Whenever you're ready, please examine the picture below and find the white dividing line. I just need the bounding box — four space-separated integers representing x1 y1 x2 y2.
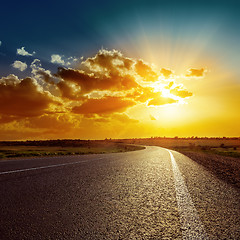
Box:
0 159 98 175
167 149 208 240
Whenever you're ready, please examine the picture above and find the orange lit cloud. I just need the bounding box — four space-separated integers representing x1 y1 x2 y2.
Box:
0 74 60 118
56 49 141 96
135 60 158 81
170 86 193 98
57 81 84 100
112 113 138 123
150 115 156 120
148 96 178 106
160 68 173 78
126 86 160 103
186 68 206 77
0 48 205 140
84 49 134 71
55 49 194 114
72 96 135 115
57 67 138 94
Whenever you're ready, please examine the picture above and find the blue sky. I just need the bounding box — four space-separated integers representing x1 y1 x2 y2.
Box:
1 0 240 77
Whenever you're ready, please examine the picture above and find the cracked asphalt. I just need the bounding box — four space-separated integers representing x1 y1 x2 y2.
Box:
0 146 239 239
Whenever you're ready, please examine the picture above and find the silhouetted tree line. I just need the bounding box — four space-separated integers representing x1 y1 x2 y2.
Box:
0 137 239 147
0 139 93 147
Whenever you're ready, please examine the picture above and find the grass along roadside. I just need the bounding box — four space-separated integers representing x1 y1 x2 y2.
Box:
170 145 240 158
0 143 145 160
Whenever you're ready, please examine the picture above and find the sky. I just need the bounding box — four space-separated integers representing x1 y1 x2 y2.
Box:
0 0 240 140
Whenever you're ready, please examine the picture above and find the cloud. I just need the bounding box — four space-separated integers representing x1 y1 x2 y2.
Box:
134 60 158 81
112 113 138 123
168 81 174 88
57 80 84 100
170 87 193 98
0 75 60 118
160 68 173 78
84 113 138 124
84 49 134 72
66 56 78 66
0 115 22 124
0 48 200 137
25 114 73 131
148 96 178 106
150 114 156 120
50 55 79 66
11 60 27 71
31 59 59 85
56 49 193 109
186 68 206 77
127 86 162 103
72 96 135 115
17 47 35 56
51 54 65 65
57 67 138 95
0 41 1 46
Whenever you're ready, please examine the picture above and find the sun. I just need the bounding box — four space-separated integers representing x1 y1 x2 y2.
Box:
149 81 181 100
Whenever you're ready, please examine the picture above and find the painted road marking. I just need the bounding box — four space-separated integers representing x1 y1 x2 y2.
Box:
167 149 209 240
0 158 103 175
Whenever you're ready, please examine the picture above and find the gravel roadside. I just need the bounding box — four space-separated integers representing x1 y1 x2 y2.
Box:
176 151 240 190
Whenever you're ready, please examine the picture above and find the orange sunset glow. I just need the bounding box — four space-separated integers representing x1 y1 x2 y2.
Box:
1 47 239 140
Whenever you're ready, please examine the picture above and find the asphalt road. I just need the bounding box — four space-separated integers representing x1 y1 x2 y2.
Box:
0 146 239 239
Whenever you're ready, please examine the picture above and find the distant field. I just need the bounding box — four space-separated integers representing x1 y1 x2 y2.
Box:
1 138 239 159
0 141 145 160
119 138 240 158
120 137 240 147
171 146 240 158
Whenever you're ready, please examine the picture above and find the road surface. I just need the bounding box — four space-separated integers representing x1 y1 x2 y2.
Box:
0 146 239 239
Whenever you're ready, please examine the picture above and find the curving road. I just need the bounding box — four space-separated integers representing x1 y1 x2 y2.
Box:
0 146 239 239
